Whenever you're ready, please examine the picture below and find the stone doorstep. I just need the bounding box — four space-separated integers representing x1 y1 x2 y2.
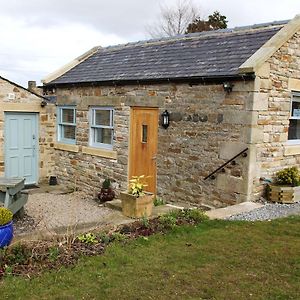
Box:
105 199 263 220
104 199 180 217
206 202 264 220
23 184 74 195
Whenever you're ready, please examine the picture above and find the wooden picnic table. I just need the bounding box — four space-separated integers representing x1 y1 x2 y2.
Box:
0 177 28 215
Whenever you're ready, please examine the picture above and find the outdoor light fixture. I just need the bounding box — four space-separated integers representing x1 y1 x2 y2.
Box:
162 110 170 129
223 82 234 93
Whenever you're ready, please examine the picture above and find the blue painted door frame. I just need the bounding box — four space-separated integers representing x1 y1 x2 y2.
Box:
4 113 39 185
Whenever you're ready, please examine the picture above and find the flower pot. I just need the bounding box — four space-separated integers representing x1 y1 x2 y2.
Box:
0 221 13 248
98 188 115 203
120 192 154 218
269 185 300 203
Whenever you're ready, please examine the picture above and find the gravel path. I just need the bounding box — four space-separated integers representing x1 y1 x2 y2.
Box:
14 191 114 236
228 202 300 221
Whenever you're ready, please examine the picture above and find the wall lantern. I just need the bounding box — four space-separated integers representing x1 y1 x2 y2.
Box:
162 110 170 129
223 82 234 93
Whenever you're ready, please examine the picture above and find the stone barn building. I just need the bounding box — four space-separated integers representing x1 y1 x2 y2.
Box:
42 15 300 208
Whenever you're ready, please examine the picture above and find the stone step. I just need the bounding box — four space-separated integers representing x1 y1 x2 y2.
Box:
104 199 181 216
206 201 264 219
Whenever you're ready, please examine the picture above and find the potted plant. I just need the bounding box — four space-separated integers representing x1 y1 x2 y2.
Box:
98 178 115 203
0 207 13 248
120 175 154 218
269 166 300 203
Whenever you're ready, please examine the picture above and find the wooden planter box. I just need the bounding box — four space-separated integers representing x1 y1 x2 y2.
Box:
269 185 300 203
120 192 154 218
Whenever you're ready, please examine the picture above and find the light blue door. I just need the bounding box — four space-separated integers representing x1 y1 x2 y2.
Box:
5 113 38 185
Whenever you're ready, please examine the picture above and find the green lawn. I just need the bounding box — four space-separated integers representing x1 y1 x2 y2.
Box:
1 217 300 300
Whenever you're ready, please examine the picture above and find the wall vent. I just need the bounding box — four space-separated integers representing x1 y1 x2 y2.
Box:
8 93 15 100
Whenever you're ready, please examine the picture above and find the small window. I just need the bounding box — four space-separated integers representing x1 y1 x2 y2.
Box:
288 93 300 142
90 107 114 149
57 106 76 144
142 125 148 143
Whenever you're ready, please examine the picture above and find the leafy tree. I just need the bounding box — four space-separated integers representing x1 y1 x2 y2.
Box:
186 11 228 33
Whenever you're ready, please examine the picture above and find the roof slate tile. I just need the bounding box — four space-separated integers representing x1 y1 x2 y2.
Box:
49 23 285 85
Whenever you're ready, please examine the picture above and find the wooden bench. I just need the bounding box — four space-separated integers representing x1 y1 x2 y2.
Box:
0 177 28 216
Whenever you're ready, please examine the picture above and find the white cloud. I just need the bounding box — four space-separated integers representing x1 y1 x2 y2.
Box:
0 16 126 86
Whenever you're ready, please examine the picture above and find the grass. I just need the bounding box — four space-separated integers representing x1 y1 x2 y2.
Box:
1 216 300 299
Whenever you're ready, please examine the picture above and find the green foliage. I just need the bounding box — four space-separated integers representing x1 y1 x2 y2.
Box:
159 214 178 230
102 178 111 189
48 247 60 262
153 197 165 206
2 244 31 265
275 166 300 186
77 233 98 244
110 232 127 242
0 207 13 226
129 175 147 197
178 209 209 223
158 209 209 230
140 215 150 228
98 233 111 244
186 11 228 33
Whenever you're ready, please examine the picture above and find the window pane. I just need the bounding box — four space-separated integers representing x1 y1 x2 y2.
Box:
95 110 111 126
94 128 112 144
288 119 300 140
62 109 74 124
291 100 300 117
63 125 76 140
142 125 148 143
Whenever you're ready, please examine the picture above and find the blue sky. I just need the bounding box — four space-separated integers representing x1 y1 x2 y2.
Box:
0 0 299 86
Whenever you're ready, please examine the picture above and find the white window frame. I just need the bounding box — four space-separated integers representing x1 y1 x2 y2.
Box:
287 92 300 145
57 106 76 144
89 107 114 150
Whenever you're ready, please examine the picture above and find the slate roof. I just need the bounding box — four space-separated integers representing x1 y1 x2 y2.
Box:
48 21 287 85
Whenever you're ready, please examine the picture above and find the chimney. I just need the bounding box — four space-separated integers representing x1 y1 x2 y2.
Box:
28 81 37 92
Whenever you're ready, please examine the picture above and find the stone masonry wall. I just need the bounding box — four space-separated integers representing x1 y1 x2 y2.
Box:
54 81 256 207
0 77 56 181
253 32 300 198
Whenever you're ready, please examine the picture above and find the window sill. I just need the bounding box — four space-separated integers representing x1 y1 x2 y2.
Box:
284 144 300 156
82 146 117 159
54 143 79 153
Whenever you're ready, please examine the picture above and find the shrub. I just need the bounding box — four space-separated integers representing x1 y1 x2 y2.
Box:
178 209 209 223
275 167 300 186
159 214 177 230
77 233 98 244
129 175 147 197
0 207 13 226
153 197 165 206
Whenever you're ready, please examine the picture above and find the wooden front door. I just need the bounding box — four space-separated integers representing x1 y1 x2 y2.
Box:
129 107 158 194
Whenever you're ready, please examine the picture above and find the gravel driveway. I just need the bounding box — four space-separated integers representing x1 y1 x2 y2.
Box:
228 202 300 221
14 191 114 236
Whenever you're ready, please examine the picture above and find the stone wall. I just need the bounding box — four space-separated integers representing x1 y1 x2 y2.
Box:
253 31 300 198
0 77 56 181
53 81 256 207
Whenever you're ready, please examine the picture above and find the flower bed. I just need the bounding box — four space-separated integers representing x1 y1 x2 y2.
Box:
0 209 208 278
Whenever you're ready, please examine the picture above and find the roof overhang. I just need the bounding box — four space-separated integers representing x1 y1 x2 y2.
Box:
238 14 300 74
43 74 255 89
